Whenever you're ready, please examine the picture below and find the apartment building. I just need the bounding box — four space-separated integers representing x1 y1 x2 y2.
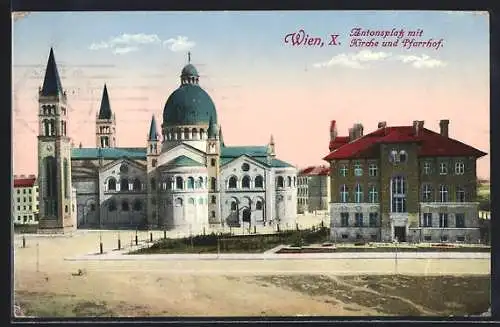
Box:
323 120 487 243
13 175 39 225
297 166 330 214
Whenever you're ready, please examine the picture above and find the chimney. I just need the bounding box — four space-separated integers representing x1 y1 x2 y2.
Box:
330 120 337 142
413 120 425 136
377 121 387 129
348 128 354 141
353 123 364 139
439 119 449 137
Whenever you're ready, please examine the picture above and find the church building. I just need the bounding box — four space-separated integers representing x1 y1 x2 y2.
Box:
36 48 297 233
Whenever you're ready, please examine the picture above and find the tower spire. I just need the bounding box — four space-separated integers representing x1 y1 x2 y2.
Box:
148 114 160 141
188 51 191 64
207 116 218 139
97 84 112 119
40 48 64 97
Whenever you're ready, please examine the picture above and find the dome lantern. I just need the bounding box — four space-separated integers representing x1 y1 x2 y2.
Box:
180 52 199 85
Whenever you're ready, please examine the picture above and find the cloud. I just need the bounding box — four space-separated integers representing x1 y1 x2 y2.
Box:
113 46 139 55
397 54 447 68
89 33 186 55
313 50 446 70
312 50 392 69
163 36 196 52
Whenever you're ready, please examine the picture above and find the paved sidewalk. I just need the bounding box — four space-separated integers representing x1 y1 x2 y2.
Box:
66 251 490 261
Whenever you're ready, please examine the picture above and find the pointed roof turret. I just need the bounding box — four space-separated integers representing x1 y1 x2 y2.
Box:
97 84 113 119
40 48 64 97
207 116 218 139
148 115 160 141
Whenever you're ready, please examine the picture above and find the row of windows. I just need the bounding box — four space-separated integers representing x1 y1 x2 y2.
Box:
227 175 264 189
423 161 466 176
337 212 466 228
298 198 308 206
422 213 466 228
339 212 379 227
164 127 208 141
16 196 39 203
16 205 39 211
297 188 308 197
16 187 39 194
338 162 378 177
40 104 65 116
14 215 39 223
337 160 467 177
41 119 67 137
338 182 469 205
107 176 212 192
276 176 296 188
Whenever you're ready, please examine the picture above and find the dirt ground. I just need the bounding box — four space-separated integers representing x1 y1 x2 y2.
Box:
13 226 491 317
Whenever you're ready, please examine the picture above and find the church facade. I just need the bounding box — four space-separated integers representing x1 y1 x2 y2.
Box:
36 49 297 233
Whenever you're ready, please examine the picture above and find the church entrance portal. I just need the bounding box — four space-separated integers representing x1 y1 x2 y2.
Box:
242 208 251 225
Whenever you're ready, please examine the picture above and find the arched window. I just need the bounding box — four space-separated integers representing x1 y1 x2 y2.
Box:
121 200 129 211
63 158 69 198
287 176 292 187
197 177 204 188
175 198 183 206
230 201 237 211
293 176 296 187
228 176 237 189
256 201 263 210
198 198 204 205
255 175 263 188
192 128 198 140
188 198 195 206
107 178 116 191
340 184 349 203
354 184 363 203
133 199 142 211
184 128 190 139
199 128 205 139
150 177 156 191
211 195 216 204
177 128 182 140
176 176 184 189
242 175 250 188
211 177 216 190
277 176 284 188
133 178 141 191
120 179 129 191
108 199 117 212
187 177 195 189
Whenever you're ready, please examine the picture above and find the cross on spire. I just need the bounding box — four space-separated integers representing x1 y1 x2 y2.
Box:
188 51 191 64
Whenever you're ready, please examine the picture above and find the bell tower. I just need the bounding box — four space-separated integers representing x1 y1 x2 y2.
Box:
146 114 161 228
37 48 76 233
206 116 221 225
95 84 116 148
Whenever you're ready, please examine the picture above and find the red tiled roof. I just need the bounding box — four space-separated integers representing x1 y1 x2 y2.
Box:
324 126 487 161
14 177 37 188
299 166 330 176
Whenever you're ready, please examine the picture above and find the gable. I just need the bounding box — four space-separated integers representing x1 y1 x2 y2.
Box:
157 143 206 168
100 157 146 174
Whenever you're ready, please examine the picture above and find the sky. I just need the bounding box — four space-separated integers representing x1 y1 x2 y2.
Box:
12 11 490 179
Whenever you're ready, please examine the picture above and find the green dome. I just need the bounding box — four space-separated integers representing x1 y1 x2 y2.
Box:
181 64 199 77
162 84 218 126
